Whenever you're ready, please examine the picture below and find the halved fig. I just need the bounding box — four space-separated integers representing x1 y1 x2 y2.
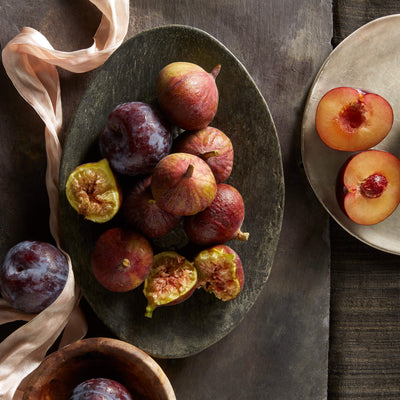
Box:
65 158 121 223
194 245 244 301
143 251 198 318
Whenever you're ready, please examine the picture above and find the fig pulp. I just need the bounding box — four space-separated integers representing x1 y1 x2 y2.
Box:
70 378 133 400
0 241 69 313
173 126 234 183
194 245 244 301
143 251 198 318
122 176 182 238
65 158 121 223
99 101 173 176
91 228 154 292
157 62 221 130
151 152 217 216
184 183 249 245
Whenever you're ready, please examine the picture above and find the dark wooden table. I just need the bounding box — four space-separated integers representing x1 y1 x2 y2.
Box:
329 4 400 398
0 1 399 399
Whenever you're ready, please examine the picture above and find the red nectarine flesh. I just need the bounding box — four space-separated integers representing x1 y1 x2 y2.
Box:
316 87 393 151
338 150 400 225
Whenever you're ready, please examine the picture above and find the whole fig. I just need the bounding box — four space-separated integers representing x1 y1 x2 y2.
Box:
184 183 249 245
157 62 221 130
151 152 217 216
121 176 182 238
173 126 234 183
99 101 173 176
91 227 153 292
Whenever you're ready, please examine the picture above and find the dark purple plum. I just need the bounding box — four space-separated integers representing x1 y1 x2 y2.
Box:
70 378 133 400
121 176 182 238
99 102 173 176
0 241 69 313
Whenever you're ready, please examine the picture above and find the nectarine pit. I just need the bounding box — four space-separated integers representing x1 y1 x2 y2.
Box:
340 101 366 132
361 173 388 198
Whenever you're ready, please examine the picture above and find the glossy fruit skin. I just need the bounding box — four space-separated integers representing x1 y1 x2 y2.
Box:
91 228 154 292
315 87 393 151
157 62 220 130
65 158 122 223
0 241 69 313
69 378 132 400
194 244 244 301
151 152 217 216
143 251 198 318
122 176 182 238
99 102 173 176
172 126 234 183
184 183 249 245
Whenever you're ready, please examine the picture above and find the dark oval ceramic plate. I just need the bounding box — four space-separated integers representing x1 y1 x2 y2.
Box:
59 25 284 358
301 15 400 255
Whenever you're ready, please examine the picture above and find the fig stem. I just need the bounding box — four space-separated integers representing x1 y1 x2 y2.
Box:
145 305 155 318
235 230 250 242
185 164 194 178
202 150 220 160
118 258 130 271
210 64 221 79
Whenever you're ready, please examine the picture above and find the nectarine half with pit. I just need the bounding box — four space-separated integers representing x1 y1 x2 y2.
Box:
337 150 400 225
315 87 393 151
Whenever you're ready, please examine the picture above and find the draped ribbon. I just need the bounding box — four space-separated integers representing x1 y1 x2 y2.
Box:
0 1 129 399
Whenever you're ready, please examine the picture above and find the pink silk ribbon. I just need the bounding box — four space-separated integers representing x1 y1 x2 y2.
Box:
0 1 129 399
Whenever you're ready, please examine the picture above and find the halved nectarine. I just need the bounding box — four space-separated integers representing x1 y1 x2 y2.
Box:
337 150 400 225
316 87 393 151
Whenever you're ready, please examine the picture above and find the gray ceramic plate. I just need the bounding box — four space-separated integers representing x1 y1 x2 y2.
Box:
302 15 400 255
59 25 284 358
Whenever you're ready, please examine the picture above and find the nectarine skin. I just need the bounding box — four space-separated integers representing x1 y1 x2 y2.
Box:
316 87 393 151
337 150 400 225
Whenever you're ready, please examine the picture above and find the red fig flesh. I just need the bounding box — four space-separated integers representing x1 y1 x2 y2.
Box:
157 62 220 130
151 152 217 216
143 251 198 318
194 245 244 301
184 183 249 245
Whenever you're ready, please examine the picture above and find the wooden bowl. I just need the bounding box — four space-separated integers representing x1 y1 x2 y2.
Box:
22 337 176 400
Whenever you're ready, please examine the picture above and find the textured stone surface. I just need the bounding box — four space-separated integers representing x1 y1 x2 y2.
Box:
59 25 285 359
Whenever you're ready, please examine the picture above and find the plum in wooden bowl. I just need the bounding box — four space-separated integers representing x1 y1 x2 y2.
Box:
21 337 176 400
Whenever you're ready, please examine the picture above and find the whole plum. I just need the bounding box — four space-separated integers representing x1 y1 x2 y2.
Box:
70 378 133 400
0 241 69 313
99 102 173 176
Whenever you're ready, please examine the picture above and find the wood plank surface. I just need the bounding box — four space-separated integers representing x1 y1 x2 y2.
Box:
0 1 333 399
329 2 400 399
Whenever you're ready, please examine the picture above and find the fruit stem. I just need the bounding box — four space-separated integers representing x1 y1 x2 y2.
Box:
210 64 221 79
118 258 130 271
185 164 194 178
145 305 155 318
202 150 220 160
235 230 250 242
